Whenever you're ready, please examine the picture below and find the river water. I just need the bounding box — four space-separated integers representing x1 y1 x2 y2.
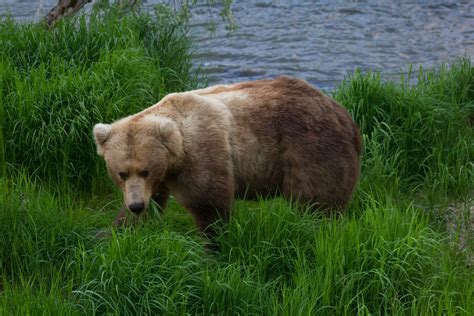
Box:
2 0 473 89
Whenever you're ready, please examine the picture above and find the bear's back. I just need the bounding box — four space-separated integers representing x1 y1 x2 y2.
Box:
194 77 358 151
189 77 361 199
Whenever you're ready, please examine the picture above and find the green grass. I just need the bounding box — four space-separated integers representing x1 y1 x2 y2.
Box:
0 9 473 315
0 176 472 315
0 9 199 191
335 60 473 200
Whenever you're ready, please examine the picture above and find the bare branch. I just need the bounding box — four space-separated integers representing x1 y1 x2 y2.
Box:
44 0 92 27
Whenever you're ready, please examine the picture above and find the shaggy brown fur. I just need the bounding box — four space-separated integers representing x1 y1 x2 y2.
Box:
93 77 362 238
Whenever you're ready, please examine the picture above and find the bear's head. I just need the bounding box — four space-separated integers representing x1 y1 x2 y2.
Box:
93 115 183 214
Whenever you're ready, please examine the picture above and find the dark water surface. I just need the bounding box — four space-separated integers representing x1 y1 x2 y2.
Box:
2 0 473 89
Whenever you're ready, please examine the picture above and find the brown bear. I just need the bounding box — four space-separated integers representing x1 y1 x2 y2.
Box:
93 77 362 238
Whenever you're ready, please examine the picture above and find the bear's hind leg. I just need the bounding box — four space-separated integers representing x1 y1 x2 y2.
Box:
282 155 354 213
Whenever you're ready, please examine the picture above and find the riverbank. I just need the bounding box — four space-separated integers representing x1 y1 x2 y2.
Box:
0 11 473 315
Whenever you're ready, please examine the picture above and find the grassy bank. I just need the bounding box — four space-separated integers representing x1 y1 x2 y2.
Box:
0 11 473 315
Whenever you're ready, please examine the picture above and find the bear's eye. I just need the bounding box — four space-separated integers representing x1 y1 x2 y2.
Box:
139 170 149 178
118 172 128 181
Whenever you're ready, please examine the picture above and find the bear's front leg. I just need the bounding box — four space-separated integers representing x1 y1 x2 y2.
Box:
192 202 230 237
112 204 128 226
152 185 170 213
95 204 129 239
189 200 231 252
184 180 234 245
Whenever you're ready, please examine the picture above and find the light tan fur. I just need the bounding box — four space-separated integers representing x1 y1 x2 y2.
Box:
93 77 362 238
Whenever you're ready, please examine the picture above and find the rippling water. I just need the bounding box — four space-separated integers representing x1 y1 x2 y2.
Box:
2 0 473 89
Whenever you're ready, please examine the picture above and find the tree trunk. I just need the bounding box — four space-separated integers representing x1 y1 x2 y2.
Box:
44 0 92 27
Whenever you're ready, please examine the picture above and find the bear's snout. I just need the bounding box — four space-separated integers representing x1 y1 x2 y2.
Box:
128 202 145 214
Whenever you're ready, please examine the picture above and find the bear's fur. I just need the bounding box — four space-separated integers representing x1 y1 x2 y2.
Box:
93 77 362 237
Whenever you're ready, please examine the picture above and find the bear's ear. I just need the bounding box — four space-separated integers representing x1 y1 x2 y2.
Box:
157 118 176 140
93 123 112 156
155 117 183 157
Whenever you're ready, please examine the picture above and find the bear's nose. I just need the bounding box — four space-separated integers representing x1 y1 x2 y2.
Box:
128 202 145 214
